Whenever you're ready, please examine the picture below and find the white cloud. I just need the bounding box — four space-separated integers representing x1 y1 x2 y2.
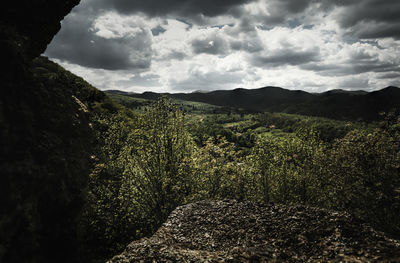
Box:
46 0 400 93
92 12 157 39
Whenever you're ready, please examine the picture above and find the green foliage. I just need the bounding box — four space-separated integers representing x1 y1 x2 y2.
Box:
250 129 324 204
319 128 400 235
191 136 249 201
31 57 118 114
83 92 400 261
80 112 138 259
248 120 400 237
106 93 151 111
126 97 197 224
81 97 198 260
254 112 370 142
106 91 227 114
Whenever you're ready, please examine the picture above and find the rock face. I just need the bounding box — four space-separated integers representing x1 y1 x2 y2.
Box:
0 1 100 263
0 0 80 60
0 0 81 89
109 200 400 262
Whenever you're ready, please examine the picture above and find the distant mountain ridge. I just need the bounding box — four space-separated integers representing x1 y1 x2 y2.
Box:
106 86 400 121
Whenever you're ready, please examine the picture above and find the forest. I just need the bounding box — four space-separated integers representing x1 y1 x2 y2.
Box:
71 77 400 261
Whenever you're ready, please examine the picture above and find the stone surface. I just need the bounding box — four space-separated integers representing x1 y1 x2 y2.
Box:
109 200 400 262
0 0 80 59
0 1 99 262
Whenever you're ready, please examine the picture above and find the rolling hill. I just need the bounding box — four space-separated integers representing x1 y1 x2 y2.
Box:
106 86 400 121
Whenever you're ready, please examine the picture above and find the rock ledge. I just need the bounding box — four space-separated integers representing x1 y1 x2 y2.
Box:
109 200 400 262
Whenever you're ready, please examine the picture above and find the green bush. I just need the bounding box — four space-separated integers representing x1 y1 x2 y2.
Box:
81 98 198 260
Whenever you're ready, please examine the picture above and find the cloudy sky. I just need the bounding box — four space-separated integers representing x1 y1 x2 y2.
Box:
45 0 400 93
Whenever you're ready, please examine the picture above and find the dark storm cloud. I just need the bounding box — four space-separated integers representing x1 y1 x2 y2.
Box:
252 49 321 68
252 0 311 25
109 0 255 17
337 0 400 28
45 7 152 70
377 73 400 79
318 0 361 10
230 0 344 27
275 0 311 14
334 0 400 39
244 0 400 33
350 23 400 39
230 0 400 40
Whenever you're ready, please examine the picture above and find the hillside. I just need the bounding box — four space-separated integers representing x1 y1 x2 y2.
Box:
0 53 119 262
1 34 117 262
109 86 400 121
109 200 400 262
107 86 312 113
106 91 226 114
0 1 99 262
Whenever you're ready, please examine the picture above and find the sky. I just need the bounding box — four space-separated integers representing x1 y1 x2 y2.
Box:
45 0 400 93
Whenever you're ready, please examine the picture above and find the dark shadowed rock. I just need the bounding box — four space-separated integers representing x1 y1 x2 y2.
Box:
0 0 80 86
0 56 97 263
109 200 400 262
0 1 106 262
0 0 80 60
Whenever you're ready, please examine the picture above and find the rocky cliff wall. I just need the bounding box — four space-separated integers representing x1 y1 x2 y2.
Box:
0 1 99 263
0 0 80 60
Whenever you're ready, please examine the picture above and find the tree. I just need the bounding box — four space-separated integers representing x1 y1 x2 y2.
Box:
250 129 324 205
126 97 197 225
321 127 400 235
193 136 249 201
81 98 198 260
